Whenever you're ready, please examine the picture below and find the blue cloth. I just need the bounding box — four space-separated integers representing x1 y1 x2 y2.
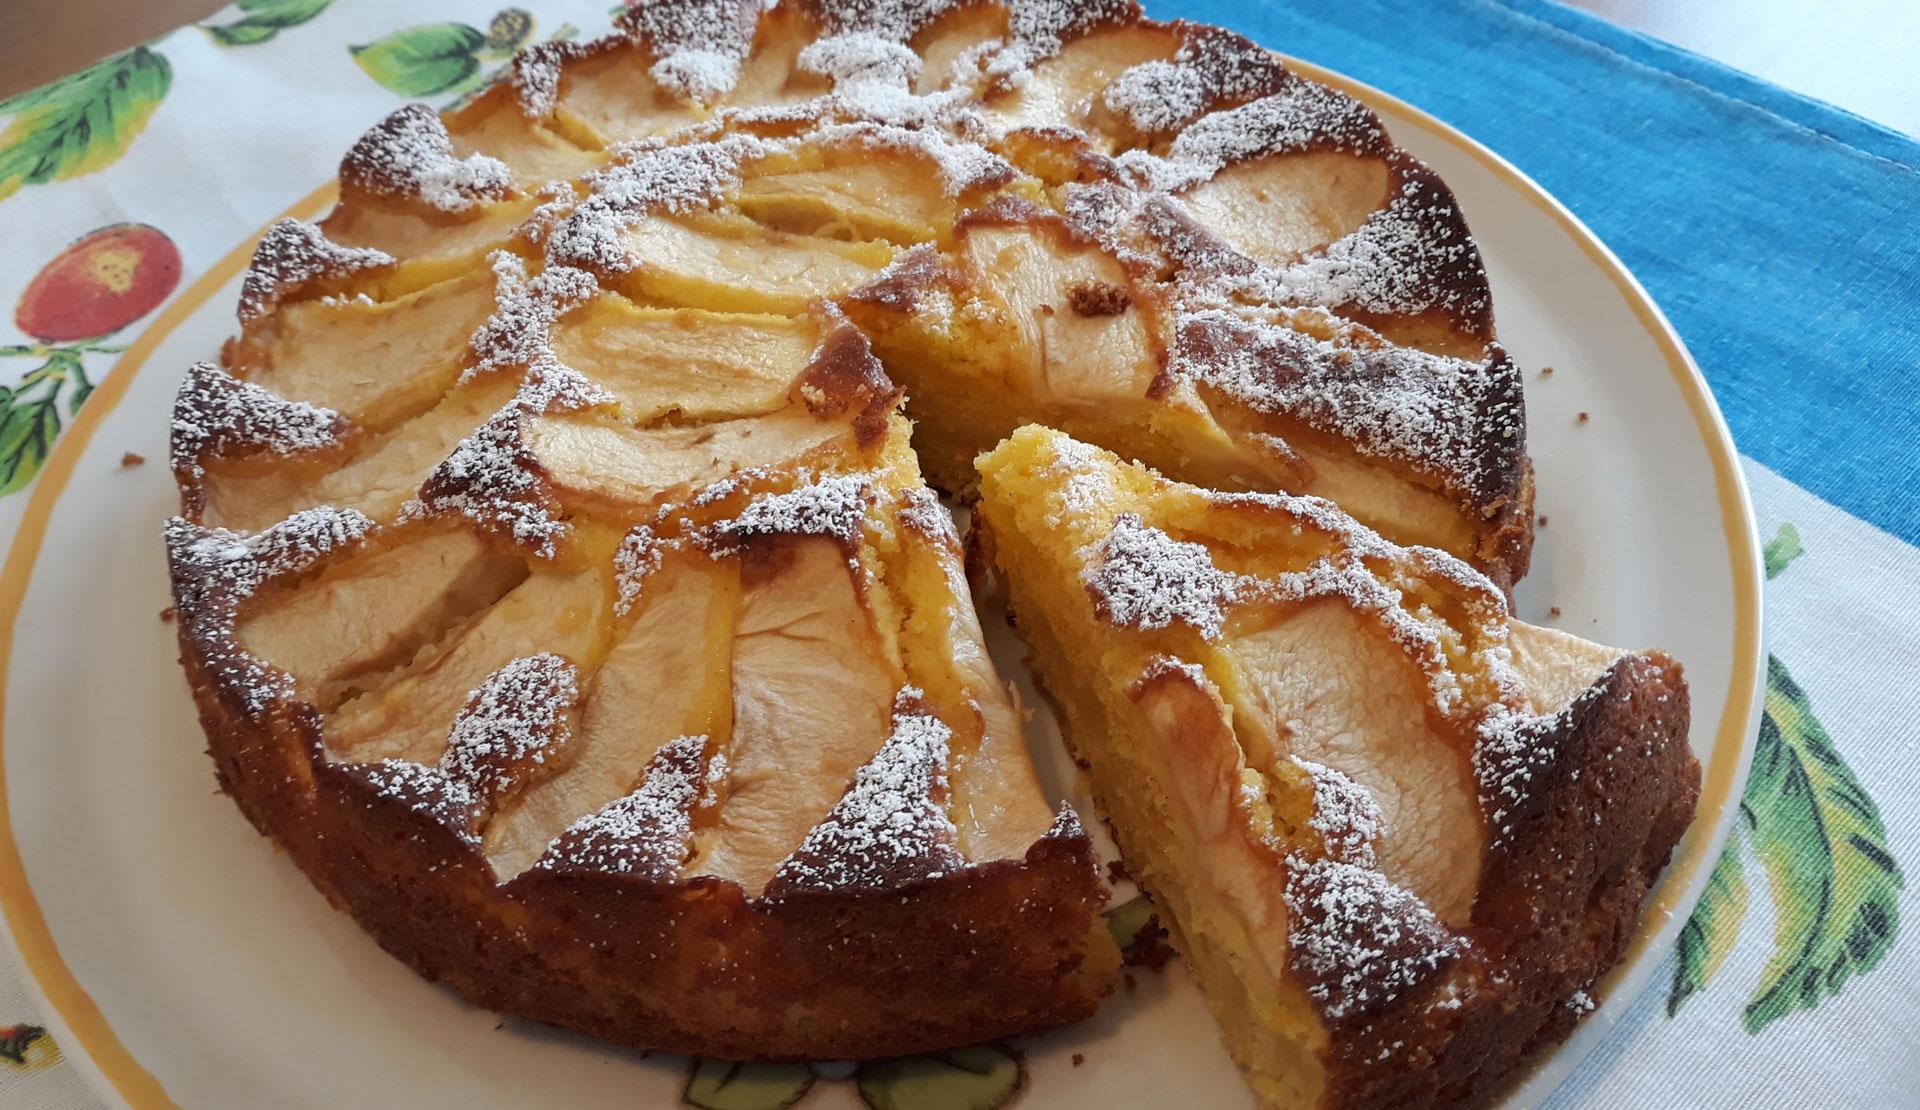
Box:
1152 0 1920 544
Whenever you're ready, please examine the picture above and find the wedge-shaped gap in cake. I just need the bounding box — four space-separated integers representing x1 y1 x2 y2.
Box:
876 489 1060 860
850 208 1280 497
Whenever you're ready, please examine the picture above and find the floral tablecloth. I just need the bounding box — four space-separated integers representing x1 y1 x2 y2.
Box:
0 0 1914 1106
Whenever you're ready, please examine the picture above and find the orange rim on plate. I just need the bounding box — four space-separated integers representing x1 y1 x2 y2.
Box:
0 64 1764 1109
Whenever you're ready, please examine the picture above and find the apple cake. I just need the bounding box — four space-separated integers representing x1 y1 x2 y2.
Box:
163 0 1695 1100
974 426 1698 1106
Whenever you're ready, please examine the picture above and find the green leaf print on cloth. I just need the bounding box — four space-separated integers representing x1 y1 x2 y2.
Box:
203 0 334 47
1741 655 1903 1032
1763 523 1804 580
1668 842 1749 1015
351 10 537 98
1665 527 1902 1031
0 47 171 202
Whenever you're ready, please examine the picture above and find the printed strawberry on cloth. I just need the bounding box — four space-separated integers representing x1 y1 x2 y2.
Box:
0 0 1914 1106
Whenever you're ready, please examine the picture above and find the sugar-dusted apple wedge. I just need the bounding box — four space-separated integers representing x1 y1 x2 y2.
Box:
973 425 1696 1107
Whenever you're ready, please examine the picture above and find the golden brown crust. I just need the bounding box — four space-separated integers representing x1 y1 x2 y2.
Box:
176 615 1112 1060
792 309 906 448
1474 457 1536 594
1321 653 1695 1108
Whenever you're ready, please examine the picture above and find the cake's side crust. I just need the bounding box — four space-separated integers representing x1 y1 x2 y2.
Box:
177 620 1113 1060
1320 652 1696 1108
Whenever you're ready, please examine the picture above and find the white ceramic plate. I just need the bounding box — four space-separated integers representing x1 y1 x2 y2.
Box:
0 61 1764 1110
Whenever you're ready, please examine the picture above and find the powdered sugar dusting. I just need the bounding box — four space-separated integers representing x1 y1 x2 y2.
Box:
811 121 1014 196
544 135 769 272
815 0 963 41
653 49 743 103
1100 29 1287 139
768 690 962 894
411 348 613 556
1103 60 1208 134
896 487 959 545
238 219 392 323
1472 661 1625 845
342 103 513 213
1167 82 1386 176
1294 757 1383 863
1170 305 1522 503
357 759 480 842
1083 513 1244 640
171 362 343 479
709 472 874 549
624 0 758 103
165 508 374 712
1249 164 1490 324
440 653 580 808
1284 854 1461 1021
613 523 662 616
536 734 710 877
1037 433 1116 529
800 33 923 87
411 409 557 555
464 251 600 382
510 40 593 118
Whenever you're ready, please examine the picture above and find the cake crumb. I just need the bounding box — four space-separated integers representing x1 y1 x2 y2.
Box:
1576 411 1590 424
1071 1053 1086 1067
120 451 146 468
1537 514 1549 526
159 605 176 623
1549 606 1562 618
1105 858 1133 885
1067 280 1131 316
1121 915 1177 969
1540 366 1554 378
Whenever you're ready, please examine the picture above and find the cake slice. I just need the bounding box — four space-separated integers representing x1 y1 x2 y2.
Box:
974 426 1697 1107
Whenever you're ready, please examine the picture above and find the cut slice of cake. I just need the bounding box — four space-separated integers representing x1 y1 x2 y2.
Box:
974 426 1697 1107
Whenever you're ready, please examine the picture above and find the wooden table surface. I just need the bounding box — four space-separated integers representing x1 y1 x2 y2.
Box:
1 0 1914 134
